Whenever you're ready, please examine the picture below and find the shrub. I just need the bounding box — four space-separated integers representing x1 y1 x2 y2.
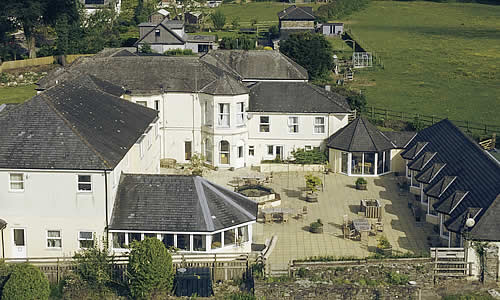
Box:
210 10 226 31
139 43 152 54
268 24 279 39
347 93 367 112
310 219 323 230
127 238 174 299
305 174 322 192
377 235 392 250
291 148 327 164
386 271 409 285
0 260 11 298
2 263 50 300
355 177 367 185
73 240 112 293
225 292 257 300
164 49 194 56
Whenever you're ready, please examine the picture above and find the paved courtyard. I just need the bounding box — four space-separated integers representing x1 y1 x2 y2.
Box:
177 168 432 270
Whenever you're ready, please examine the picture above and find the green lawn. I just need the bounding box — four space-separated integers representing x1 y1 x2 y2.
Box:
214 2 324 24
346 1 500 125
0 85 37 105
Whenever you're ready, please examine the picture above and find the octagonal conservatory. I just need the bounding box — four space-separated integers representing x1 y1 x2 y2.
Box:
327 116 415 176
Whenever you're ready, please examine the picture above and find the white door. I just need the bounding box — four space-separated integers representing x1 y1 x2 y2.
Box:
12 228 26 258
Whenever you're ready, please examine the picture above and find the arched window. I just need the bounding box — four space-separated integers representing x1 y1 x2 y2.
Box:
220 141 230 165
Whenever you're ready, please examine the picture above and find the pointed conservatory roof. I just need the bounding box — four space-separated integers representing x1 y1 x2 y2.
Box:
327 116 396 152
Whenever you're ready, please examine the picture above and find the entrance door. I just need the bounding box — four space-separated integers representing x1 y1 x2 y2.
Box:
276 146 283 160
185 141 192 161
12 228 26 258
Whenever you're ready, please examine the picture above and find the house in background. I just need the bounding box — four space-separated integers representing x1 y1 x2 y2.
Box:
185 11 203 25
277 5 315 40
321 22 344 36
79 0 121 14
0 75 160 258
149 8 170 24
135 19 217 53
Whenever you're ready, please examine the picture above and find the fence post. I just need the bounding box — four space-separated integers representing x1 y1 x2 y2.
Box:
401 111 404 122
385 109 388 120
371 106 374 119
485 125 488 134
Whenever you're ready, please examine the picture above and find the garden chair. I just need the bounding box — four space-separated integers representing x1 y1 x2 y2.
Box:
302 206 308 215
375 221 384 232
264 213 273 224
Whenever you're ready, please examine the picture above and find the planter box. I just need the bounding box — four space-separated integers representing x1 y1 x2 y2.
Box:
259 163 325 173
376 247 392 256
306 192 318 202
356 183 367 190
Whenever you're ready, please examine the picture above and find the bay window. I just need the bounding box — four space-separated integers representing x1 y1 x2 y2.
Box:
236 102 245 125
217 103 230 127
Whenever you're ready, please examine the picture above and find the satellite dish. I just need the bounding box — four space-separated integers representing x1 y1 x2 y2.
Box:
465 218 475 228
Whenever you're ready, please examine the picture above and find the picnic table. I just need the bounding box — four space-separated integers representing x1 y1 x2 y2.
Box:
352 218 371 232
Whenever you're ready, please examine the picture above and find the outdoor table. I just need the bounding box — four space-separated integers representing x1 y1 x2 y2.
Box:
352 218 371 232
261 207 295 214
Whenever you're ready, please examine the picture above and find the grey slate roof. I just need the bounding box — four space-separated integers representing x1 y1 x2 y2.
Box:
402 119 500 240
327 116 396 152
468 195 500 240
37 55 248 95
135 22 186 46
382 131 416 148
434 190 468 215
0 75 158 170
277 5 315 20
408 152 436 172
200 73 249 95
200 50 309 80
415 162 446 184
248 82 350 113
109 174 257 232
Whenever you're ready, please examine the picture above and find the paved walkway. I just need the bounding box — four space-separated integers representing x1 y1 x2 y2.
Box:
196 168 431 270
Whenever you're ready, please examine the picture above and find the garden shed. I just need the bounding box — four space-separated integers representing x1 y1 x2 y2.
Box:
109 174 257 253
327 116 415 176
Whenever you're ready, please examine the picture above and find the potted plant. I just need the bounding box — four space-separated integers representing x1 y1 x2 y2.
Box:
310 219 323 234
325 162 332 174
355 177 367 190
304 174 322 202
376 235 392 256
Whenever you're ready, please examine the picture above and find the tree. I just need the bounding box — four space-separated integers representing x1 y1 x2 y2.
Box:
134 0 159 24
268 24 279 39
279 32 334 80
210 10 226 31
73 239 113 293
347 93 367 113
140 42 153 53
127 238 174 299
166 0 207 22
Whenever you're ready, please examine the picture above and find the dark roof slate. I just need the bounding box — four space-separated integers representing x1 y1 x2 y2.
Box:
408 151 436 172
248 82 350 113
200 73 249 95
382 131 416 148
445 207 482 233
278 5 315 20
415 162 446 184
469 195 500 241
109 174 257 232
434 190 468 215
404 119 500 239
0 75 157 170
401 141 428 160
327 116 396 152
200 50 308 80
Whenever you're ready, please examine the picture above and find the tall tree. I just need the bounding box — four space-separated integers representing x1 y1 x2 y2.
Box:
279 32 334 81
210 10 226 31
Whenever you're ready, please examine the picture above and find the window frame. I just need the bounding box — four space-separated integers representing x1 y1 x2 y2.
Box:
313 116 326 134
217 103 230 128
236 102 245 126
46 230 62 249
9 173 24 192
154 100 160 111
78 231 95 249
248 145 255 156
267 145 274 156
259 116 270 133
238 146 244 158
77 175 92 192
288 116 299 134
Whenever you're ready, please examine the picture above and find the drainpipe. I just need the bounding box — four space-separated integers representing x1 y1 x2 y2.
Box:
0 219 7 259
104 170 109 248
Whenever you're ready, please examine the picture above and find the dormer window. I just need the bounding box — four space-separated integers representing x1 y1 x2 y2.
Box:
155 29 160 37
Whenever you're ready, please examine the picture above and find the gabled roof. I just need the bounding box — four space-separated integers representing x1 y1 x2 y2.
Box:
415 162 446 184
135 21 186 46
109 174 257 232
199 73 249 95
278 5 315 20
401 141 428 160
248 82 350 113
425 175 456 198
0 75 158 170
200 50 309 81
327 116 396 152
403 119 500 239
408 151 436 172
445 207 482 233
434 190 468 215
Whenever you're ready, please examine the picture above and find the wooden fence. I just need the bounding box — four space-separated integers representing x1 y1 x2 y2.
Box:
0 54 93 72
3 252 251 284
363 106 500 137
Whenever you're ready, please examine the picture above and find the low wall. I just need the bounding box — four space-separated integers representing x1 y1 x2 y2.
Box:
258 163 325 173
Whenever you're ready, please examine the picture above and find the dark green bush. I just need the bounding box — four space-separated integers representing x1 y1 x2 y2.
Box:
291 148 327 164
347 93 367 112
316 0 370 20
0 260 11 298
127 238 174 299
1 263 50 300
220 36 256 50
225 292 257 300
386 271 409 285
73 240 112 293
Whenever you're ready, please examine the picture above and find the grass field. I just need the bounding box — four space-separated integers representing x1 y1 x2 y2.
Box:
0 85 37 105
347 1 500 125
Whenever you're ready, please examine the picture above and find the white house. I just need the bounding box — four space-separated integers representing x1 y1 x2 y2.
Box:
0 75 160 259
37 49 353 170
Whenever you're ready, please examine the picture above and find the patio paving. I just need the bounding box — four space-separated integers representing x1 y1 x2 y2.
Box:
187 168 432 270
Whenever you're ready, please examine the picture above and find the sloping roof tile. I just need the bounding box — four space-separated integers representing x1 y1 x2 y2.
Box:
109 174 257 232
327 116 396 152
278 5 315 20
408 152 437 172
415 163 446 184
